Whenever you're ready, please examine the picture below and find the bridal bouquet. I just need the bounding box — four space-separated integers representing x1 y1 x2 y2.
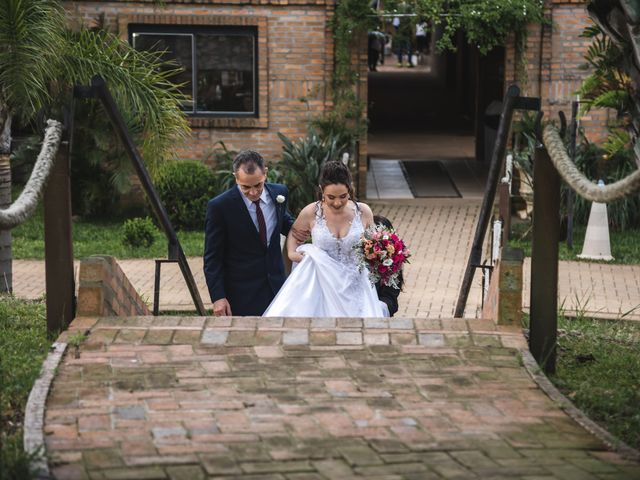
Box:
355 224 410 289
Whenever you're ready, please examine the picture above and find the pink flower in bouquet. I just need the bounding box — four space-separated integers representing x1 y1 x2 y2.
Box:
354 223 411 288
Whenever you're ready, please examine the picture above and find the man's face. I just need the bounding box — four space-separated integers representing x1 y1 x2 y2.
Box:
235 166 268 202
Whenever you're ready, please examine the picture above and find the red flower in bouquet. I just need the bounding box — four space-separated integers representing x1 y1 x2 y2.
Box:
355 224 410 288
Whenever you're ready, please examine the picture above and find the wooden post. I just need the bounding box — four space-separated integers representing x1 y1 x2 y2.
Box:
0 154 12 292
44 140 75 334
529 144 560 374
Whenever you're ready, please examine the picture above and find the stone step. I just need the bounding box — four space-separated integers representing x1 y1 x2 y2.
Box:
60 316 526 351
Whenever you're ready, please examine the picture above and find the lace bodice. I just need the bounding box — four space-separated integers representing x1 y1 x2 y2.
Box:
311 203 363 267
263 201 384 318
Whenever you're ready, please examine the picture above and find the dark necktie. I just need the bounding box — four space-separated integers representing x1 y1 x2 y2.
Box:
254 200 267 247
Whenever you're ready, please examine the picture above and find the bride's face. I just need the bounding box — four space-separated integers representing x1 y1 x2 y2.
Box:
322 183 349 212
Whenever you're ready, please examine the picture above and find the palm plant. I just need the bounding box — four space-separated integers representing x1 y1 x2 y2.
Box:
565 22 640 231
578 24 634 159
0 0 189 292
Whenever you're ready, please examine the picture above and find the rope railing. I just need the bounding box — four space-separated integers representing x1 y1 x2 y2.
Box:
0 119 63 229
543 123 640 202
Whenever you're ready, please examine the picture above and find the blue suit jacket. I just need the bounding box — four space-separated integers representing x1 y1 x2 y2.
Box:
203 183 295 316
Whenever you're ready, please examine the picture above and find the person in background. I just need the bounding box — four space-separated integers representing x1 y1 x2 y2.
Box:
373 215 403 316
368 29 384 71
415 19 429 60
393 7 414 67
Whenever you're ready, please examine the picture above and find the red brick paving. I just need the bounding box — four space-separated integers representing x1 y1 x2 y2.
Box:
41 316 640 479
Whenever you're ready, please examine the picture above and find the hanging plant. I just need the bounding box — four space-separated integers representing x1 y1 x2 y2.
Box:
326 0 375 137
380 0 544 54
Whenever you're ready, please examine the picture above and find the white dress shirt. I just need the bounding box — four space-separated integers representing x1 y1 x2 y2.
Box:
238 186 277 246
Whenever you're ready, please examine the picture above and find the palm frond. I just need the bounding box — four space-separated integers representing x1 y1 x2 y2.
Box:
602 128 631 158
62 28 190 174
580 24 602 38
590 89 630 111
0 0 66 121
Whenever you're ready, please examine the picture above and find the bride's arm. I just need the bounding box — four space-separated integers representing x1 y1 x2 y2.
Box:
359 202 375 229
287 204 314 262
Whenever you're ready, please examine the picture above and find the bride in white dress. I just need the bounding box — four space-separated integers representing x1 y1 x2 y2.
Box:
263 161 384 317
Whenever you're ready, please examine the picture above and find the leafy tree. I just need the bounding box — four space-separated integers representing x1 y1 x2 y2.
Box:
0 0 189 291
381 0 545 55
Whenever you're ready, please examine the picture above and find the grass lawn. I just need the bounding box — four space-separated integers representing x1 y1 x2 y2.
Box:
0 296 50 480
510 223 640 264
525 314 640 450
509 223 640 264
12 208 204 260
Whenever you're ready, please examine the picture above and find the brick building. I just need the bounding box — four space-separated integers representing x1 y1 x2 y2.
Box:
64 0 337 164
504 0 610 142
64 0 605 198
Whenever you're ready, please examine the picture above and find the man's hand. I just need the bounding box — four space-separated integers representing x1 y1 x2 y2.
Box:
290 226 310 243
213 298 232 316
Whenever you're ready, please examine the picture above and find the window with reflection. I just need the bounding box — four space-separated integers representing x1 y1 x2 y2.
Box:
131 25 257 116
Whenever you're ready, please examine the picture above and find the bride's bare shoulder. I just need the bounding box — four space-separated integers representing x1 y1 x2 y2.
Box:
296 202 319 221
356 202 374 226
357 202 373 216
302 202 319 214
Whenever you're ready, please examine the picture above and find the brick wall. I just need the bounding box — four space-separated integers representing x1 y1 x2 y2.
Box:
64 0 336 163
77 255 151 317
505 0 612 143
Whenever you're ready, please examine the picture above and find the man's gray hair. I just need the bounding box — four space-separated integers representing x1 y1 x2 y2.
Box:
233 150 266 174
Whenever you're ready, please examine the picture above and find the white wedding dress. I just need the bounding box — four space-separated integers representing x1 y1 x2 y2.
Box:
263 204 384 317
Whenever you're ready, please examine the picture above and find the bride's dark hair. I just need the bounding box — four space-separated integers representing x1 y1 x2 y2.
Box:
317 161 355 201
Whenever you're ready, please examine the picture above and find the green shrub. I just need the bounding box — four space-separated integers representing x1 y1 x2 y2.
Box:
154 160 217 230
70 99 129 218
511 110 640 232
122 217 156 248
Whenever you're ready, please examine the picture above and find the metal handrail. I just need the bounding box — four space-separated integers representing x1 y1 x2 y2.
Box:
78 76 206 316
454 85 541 317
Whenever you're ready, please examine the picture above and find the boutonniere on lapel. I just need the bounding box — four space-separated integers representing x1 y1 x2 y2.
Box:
276 195 285 204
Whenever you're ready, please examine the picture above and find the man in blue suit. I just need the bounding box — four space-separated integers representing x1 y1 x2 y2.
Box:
204 150 295 316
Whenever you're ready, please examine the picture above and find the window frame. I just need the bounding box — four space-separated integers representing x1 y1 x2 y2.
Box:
129 23 260 119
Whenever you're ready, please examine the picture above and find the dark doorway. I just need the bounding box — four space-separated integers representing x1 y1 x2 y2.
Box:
367 29 505 162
